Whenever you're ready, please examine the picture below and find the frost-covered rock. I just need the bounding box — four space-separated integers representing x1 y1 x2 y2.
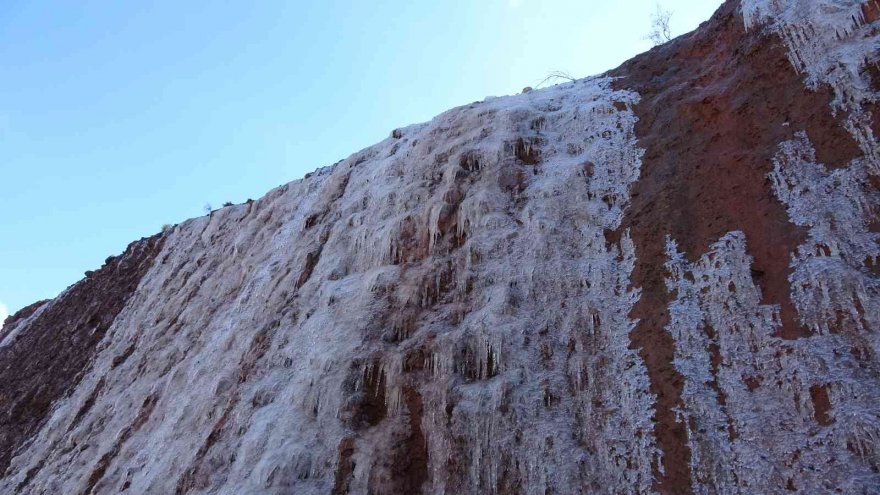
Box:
665 232 880 493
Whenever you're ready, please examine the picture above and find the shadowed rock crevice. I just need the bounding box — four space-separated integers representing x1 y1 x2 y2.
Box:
331 438 356 495
386 385 428 494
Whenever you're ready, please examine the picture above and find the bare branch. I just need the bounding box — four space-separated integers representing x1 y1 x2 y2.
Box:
535 70 577 89
647 4 673 46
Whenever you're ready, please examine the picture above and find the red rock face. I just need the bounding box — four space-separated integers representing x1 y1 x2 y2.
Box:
865 0 880 24
1 1 879 494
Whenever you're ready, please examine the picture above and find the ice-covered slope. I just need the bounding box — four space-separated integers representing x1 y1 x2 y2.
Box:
1 1 879 493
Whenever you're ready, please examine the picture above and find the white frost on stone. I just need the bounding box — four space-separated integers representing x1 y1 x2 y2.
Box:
665 231 880 493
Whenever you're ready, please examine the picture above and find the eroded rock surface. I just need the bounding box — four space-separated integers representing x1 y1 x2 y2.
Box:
1 1 878 493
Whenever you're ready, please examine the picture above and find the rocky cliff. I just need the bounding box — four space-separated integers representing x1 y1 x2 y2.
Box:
1 1 879 493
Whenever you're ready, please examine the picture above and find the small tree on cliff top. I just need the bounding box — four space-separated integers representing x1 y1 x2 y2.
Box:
647 4 673 45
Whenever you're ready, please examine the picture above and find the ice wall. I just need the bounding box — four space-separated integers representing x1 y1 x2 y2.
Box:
0 77 659 495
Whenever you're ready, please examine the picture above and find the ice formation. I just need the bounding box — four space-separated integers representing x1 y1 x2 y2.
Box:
665 232 880 493
770 132 880 340
741 0 880 166
0 77 659 495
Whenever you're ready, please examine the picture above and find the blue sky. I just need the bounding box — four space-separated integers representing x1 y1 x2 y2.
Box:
0 0 722 317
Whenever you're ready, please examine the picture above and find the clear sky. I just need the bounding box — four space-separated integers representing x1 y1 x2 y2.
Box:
0 0 723 316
